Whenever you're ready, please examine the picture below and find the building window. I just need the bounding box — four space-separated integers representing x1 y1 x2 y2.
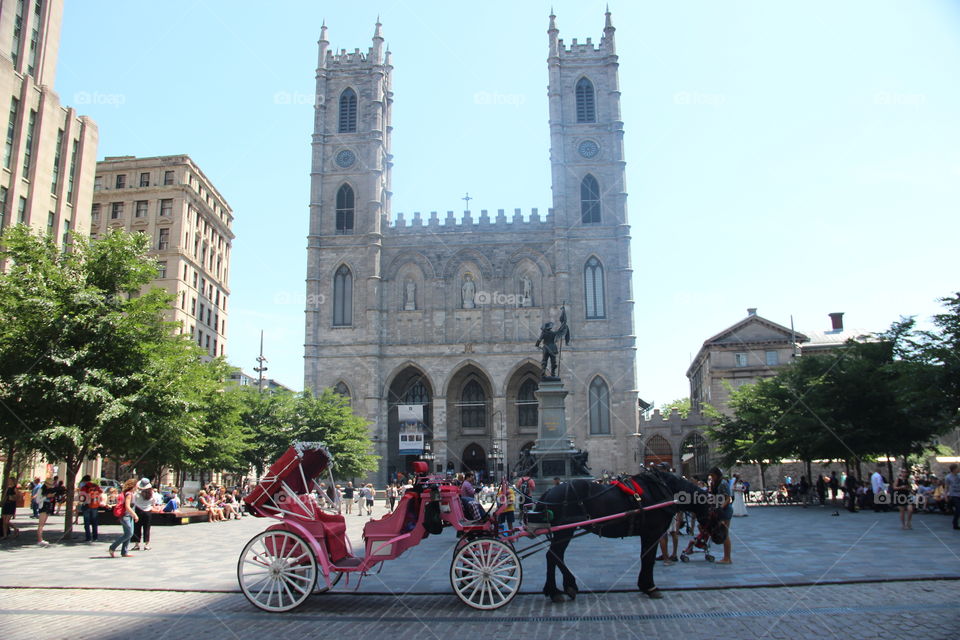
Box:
94 176 103 190
335 184 354 234
517 378 538 430
51 129 64 194
91 203 100 224
110 202 123 219
158 227 169 250
139 172 150 187
575 77 596 123
735 352 748 367
584 257 605 319
135 200 148 217
11 0 23 67
160 198 172 217
27 0 40 75
0 186 8 230
46 212 54 234
332 264 352 326
22 109 35 174
334 381 351 405
17 196 26 223
115 174 126 189
163 170 174 185
580 174 600 224
460 380 486 431
191 297 196 315
67 140 79 204
3 97 18 170
61 219 70 248
157 261 167 278
339 88 358 133
765 350 779 366
588 376 610 434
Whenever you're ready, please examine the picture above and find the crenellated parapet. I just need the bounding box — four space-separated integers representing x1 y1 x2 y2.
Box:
639 408 715 432
384 208 555 234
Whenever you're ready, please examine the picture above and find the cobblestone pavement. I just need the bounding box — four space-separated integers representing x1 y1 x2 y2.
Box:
2 504 958 593
0 581 956 639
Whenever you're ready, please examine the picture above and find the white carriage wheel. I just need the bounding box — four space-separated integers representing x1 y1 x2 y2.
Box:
450 538 522 610
316 569 343 593
238 530 317 612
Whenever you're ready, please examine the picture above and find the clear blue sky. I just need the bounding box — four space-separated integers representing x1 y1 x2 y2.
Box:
56 1 960 409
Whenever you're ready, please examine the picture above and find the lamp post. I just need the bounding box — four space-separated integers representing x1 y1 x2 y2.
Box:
491 409 506 479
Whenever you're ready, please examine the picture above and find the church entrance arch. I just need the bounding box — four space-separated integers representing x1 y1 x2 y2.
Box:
643 434 673 469
680 432 710 479
461 443 487 476
386 366 433 483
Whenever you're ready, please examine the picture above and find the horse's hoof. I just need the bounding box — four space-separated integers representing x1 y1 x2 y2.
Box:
642 588 664 599
564 585 578 600
550 593 566 604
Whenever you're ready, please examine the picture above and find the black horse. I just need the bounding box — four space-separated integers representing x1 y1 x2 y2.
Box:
534 470 715 601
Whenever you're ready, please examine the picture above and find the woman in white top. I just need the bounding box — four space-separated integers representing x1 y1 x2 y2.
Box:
732 475 748 517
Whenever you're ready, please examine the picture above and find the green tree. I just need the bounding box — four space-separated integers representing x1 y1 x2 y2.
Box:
0 227 175 535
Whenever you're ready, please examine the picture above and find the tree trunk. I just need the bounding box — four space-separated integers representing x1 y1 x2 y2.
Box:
855 458 863 482
757 462 766 494
886 455 894 483
2 443 14 486
805 459 813 484
62 457 80 537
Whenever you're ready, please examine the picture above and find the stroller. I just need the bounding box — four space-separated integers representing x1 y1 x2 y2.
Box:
679 509 724 563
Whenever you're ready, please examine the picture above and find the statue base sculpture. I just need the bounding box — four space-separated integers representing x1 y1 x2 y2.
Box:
515 379 592 484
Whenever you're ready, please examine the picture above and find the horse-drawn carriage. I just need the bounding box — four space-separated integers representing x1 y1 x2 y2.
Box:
238 442 716 612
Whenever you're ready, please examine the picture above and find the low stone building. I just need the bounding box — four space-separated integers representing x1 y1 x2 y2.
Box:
637 409 714 479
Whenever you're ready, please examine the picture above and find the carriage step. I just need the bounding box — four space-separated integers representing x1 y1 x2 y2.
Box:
331 557 364 569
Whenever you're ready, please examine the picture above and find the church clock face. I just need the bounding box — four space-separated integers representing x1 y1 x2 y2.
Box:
577 140 600 159
335 149 356 168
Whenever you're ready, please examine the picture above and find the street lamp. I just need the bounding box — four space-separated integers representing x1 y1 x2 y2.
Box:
491 409 506 476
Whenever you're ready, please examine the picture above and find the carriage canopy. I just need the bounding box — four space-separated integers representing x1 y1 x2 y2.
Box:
244 441 333 516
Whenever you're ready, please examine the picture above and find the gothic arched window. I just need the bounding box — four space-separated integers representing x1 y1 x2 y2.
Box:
334 381 351 405
460 380 486 431
402 380 428 405
584 257 605 319
335 184 354 234
580 174 600 224
517 378 538 429
333 264 352 326
589 376 610 435
339 88 358 133
575 77 596 123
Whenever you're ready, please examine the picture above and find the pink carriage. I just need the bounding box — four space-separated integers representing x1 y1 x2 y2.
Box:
238 442 522 611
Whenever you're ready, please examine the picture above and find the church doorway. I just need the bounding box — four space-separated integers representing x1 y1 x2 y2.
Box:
680 432 710 479
386 366 433 482
461 443 487 477
643 435 673 469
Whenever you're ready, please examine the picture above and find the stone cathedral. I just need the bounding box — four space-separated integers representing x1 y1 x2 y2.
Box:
304 12 638 485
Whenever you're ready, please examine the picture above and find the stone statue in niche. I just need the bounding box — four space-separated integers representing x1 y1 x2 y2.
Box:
403 280 416 310
519 275 533 308
461 274 476 309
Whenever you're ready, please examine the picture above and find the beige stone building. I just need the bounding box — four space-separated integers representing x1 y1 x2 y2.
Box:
304 12 638 484
687 309 869 416
91 155 234 358
0 0 98 245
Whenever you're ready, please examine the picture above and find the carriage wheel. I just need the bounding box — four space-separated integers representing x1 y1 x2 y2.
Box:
316 569 343 593
238 530 317 612
450 538 522 610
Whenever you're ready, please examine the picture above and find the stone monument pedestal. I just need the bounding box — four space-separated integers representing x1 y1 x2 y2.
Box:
520 378 592 483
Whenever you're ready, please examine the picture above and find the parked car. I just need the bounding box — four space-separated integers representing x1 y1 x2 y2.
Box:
98 479 122 493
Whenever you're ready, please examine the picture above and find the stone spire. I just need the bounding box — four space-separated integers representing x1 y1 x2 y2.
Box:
372 17 384 62
603 7 616 52
548 10 559 58
318 20 329 69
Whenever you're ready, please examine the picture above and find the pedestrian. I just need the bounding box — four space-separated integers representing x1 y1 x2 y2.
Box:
708 467 733 564
2 476 18 539
799 476 811 507
53 477 66 515
893 468 914 530
343 482 354 515
387 484 398 512
364 484 374 516
131 478 154 550
77 475 103 542
829 471 840 505
29 477 42 518
35 478 56 546
815 475 827 507
731 475 748 517
945 464 960 530
870 467 886 512
844 473 858 513
497 482 516 533
109 478 138 557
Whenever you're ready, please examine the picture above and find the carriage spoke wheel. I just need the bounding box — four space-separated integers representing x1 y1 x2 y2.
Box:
238 530 317 612
450 538 522 610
